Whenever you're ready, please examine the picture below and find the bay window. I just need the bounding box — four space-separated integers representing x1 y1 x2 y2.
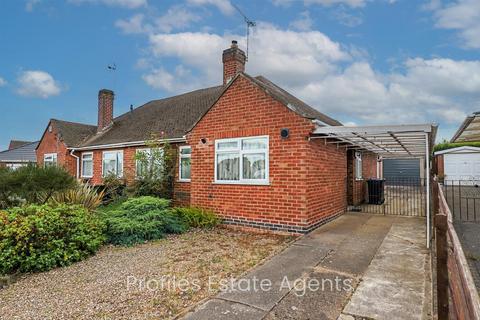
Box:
102 150 123 177
81 152 93 178
215 136 269 184
179 146 191 181
44 153 57 167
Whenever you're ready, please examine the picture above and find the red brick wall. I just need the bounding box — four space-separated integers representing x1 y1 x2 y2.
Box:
306 139 348 226
435 154 444 178
80 144 191 206
347 150 378 205
187 75 347 232
36 123 78 176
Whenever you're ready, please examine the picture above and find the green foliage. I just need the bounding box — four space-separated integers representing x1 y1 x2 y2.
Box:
102 173 126 204
0 204 105 275
172 207 220 228
130 134 176 199
101 196 187 246
45 183 105 212
0 165 76 209
433 140 480 152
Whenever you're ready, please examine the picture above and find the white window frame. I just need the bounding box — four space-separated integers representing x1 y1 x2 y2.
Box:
81 152 93 178
355 151 363 180
44 153 57 167
179 146 191 182
214 135 269 185
102 150 123 178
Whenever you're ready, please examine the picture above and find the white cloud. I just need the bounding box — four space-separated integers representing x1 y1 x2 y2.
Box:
186 0 235 15
25 0 41 12
290 11 313 31
145 23 349 91
68 0 147 9
333 8 363 27
430 0 480 49
115 14 147 34
0 77 6 87
16 70 62 98
273 0 368 8
155 6 201 33
116 6 201 35
141 23 480 130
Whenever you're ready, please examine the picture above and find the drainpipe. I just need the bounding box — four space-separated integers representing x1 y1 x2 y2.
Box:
70 149 80 179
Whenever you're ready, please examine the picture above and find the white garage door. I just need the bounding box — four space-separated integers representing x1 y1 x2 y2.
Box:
444 153 480 181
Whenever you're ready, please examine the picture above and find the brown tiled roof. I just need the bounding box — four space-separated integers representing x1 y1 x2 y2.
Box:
8 140 32 150
252 75 342 126
51 119 97 147
451 112 480 142
51 73 340 149
80 85 224 147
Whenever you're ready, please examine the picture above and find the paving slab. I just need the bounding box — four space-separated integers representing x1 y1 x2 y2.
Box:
342 217 429 320
182 299 266 320
264 271 358 320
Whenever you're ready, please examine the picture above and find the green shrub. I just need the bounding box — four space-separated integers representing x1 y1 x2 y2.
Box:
101 173 126 204
0 165 76 209
173 207 220 228
102 196 188 246
0 204 105 275
433 140 480 152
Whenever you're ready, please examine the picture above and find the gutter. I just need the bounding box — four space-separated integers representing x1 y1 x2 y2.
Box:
69 149 80 179
69 137 187 151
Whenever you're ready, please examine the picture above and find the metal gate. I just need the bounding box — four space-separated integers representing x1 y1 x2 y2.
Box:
349 176 426 217
443 180 480 222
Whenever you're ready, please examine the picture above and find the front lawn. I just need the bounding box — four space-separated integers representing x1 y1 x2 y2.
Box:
0 228 292 319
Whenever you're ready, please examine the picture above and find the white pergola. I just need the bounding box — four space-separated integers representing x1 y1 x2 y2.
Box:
312 123 438 248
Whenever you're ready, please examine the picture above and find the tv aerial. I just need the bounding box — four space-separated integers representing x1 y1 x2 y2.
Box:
233 3 256 61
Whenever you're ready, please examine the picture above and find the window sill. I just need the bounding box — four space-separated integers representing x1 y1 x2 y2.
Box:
81 176 93 179
213 181 270 186
178 179 191 183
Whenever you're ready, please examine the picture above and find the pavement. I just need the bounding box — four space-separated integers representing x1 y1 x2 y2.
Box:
181 213 431 320
454 221 480 291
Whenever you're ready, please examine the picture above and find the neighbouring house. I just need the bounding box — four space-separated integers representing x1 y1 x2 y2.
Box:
434 112 480 181
0 140 39 169
451 112 480 143
36 40 380 233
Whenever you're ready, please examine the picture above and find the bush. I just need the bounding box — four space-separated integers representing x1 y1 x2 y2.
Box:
0 204 105 275
102 196 188 246
173 207 220 228
102 173 126 204
45 183 105 212
0 165 76 209
433 140 480 152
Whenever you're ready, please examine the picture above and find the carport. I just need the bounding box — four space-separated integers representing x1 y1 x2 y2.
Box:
311 124 438 248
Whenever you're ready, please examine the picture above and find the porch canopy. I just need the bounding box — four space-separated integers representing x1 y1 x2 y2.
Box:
311 123 438 248
311 123 437 159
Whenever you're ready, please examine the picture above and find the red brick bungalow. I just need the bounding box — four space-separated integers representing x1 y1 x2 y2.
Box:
36 41 378 233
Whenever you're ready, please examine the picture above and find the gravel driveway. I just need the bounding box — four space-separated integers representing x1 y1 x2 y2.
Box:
0 228 291 320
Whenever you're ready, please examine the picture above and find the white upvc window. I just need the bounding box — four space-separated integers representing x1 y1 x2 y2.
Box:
135 148 163 177
102 150 123 177
355 152 363 180
44 153 57 167
179 146 191 182
214 136 269 185
81 152 93 178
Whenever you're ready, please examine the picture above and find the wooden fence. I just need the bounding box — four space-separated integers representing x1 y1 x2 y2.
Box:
435 181 480 319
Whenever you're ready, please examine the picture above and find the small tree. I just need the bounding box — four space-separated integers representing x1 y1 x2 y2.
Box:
131 134 176 199
12 164 76 205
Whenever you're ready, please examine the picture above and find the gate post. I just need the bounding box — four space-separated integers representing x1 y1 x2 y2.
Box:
435 213 449 320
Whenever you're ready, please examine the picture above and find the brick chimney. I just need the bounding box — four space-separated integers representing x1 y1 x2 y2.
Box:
97 89 114 132
222 40 246 85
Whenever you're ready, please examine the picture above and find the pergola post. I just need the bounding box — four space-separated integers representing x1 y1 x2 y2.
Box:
425 132 430 249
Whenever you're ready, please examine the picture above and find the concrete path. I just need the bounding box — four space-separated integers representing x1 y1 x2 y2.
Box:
181 213 431 320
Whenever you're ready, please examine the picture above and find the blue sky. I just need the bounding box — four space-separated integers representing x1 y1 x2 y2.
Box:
1 0 480 150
